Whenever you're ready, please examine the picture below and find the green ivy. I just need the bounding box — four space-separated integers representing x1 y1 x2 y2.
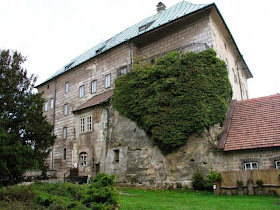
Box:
113 49 232 152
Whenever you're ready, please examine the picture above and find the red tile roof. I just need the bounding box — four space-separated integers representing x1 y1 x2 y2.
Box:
220 94 280 151
73 89 114 112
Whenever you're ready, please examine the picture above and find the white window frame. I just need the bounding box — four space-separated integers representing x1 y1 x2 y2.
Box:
91 80 97 94
65 82 70 94
44 101 48 112
79 85 85 98
275 161 280 169
244 162 258 170
80 152 87 166
80 117 85 132
50 98 54 109
64 104 68 116
63 127 67 139
105 74 111 88
87 116 92 131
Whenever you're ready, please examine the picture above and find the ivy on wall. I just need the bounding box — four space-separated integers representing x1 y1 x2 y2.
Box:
113 49 232 152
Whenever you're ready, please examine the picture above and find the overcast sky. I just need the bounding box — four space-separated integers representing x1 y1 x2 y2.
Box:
0 0 279 99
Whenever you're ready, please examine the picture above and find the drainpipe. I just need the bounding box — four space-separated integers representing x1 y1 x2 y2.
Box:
51 79 57 170
236 60 243 100
127 40 133 70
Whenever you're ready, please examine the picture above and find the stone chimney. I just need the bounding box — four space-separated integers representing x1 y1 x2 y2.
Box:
156 2 166 13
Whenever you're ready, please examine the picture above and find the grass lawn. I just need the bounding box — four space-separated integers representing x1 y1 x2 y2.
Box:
119 188 280 210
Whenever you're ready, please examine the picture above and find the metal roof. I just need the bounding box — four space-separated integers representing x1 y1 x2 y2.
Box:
37 1 210 86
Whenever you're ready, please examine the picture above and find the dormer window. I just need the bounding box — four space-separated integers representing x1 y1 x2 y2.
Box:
139 21 155 32
96 46 106 55
64 62 74 70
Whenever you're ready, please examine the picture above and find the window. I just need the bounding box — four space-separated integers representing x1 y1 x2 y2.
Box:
114 149 120 163
47 85 49 89
117 66 128 76
275 161 280 169
80 118 85 132
50 98 54 109
91 80 97 93
79 85 85 98
139 21 155 32
244 162 258 170
87 116 92 131
80 116 92 133
80 152 87 166
63 127 67 139
64 104 68 115
65 82 69 93
105 74 111 88
44 101 48 112
63 148 66 160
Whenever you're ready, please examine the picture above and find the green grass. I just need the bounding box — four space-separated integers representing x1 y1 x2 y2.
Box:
119 188 280 210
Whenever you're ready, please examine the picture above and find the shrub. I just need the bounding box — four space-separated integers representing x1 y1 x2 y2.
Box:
191 170 205 191
204 171 222 191
256 179 264 187
236 180 243 187
0 185 34 202
192 170 222 191
113 49 232 152
83 173 119 209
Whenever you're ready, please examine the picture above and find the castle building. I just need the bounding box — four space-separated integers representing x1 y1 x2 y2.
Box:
36 2 279 187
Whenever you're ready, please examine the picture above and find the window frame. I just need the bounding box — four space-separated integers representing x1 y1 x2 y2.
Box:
79 85 85 98
105 74 111 88
63 127 67 139
87 116 92 131
80 117 85 132
244 162 258 170
91 80 97 94
80 152 87 166
275 161 280 169
65 82 70 94
50 98 54 109
80 115 92 133
64 104 68 116
44 101 48 112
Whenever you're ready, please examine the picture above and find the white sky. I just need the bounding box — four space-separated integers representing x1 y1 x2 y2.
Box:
0 0 279 99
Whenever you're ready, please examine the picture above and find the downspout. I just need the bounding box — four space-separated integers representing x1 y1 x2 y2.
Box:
236 60 243 100
51 78 57 170
127 40 133 70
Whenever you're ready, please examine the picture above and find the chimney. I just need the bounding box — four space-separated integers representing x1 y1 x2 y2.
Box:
156 2 166 13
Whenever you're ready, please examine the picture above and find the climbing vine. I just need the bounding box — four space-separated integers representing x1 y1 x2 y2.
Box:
113 49 232 152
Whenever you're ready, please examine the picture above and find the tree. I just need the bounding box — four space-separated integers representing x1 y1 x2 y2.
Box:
0 49 55 186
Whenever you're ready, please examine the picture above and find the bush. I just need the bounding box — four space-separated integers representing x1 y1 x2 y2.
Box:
113 49 232 152
83 173 119 209
236 180 243 187
256 179 264 187
192 170 222 191
191 170 205 191
0 173 119 209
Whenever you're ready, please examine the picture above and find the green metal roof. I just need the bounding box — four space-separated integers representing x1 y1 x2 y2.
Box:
37 1 210 86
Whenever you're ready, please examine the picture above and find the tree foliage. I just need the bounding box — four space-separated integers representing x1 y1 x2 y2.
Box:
113 49 232 152
0 50 55 186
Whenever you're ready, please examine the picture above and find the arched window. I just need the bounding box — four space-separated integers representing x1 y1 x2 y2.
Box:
80 152 87 166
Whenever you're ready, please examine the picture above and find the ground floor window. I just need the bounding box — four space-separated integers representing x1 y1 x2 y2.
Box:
80 152 87 166
244 162 258 170
113 149 120 163
275 161 280 169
